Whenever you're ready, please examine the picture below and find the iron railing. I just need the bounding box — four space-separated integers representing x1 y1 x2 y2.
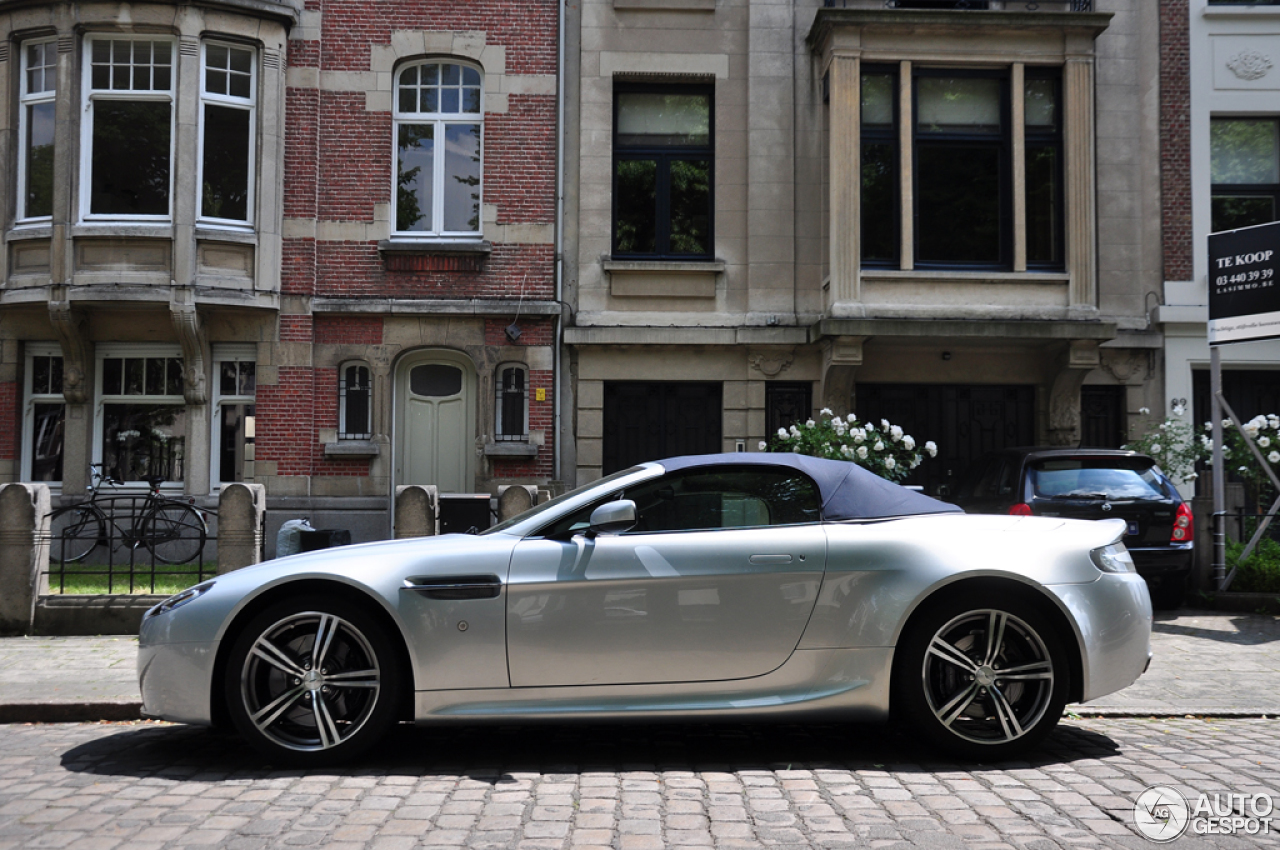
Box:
823 0 1094 10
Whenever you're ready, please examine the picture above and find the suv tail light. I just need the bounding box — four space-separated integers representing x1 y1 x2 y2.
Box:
1172 502 1193 543
1009 503 1033 516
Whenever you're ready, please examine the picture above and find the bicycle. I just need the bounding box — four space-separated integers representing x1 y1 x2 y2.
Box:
49 465 208 566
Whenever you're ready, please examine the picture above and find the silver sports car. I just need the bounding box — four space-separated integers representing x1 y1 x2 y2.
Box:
138 453 1152 765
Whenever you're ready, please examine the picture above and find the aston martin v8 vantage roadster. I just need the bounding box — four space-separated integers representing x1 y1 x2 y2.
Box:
138 453 1153 764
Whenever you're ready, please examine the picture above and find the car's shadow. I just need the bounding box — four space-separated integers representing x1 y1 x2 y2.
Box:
60 719 1120 780
1153 611 1280 646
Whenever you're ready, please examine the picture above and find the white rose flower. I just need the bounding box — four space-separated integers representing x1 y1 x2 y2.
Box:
902 435 916 450
890 425 904 441
1262 436 1272 448
758 441 767 450
777 428 789 439
793 446 803 453
790 424 801 436
1224 419 1234 429
856 445 868 460
841 445 854 458
925 441 938 457
1269 451 1280 464
873 440 885 452
853 431 865 444
884 456 896 470
1150 443 1161 453
1270 415 1280 429
806 419 816 428
1205 422 1213 431
820 407 834 417
1139 407 1150 415
881 419 891 430
847 413 857 423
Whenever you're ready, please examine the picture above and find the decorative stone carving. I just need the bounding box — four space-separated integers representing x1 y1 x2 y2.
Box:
170 284 208 405
1100 350 1151 385
1228 49 1273 82
819 336 866 417
1048 368 1089 447
748 347 795 378
47 287 91 405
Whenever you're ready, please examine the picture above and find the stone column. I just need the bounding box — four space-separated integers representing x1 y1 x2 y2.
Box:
829 53 860 309
497 485 536 522
394 485 438 538
0 483 50 635
218 483 266 573
1065 52 1097 308
1048 340 1101 446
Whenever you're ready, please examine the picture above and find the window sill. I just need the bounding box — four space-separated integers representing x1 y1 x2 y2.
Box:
324 440 380 458
604 258 724 298
71 224 175 239
603 259 725 273
6 226 53 242
484 441 539 458
195 227 258 244
614 0 715 9
379 240 491 272
860 269 1069 284
1204 4 1280 16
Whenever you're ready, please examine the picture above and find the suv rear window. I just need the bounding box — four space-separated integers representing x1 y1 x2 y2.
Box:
1029 458 1167 501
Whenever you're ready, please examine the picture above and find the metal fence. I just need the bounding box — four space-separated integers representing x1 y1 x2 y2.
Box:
44 495 217 594
823 0 1093 10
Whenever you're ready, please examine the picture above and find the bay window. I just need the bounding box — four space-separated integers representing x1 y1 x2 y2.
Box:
393 61 483 237
82 38 174 219
18 40 56 222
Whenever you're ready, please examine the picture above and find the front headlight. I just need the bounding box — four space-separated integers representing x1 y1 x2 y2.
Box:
1090 542 1136 574
148 580 215 617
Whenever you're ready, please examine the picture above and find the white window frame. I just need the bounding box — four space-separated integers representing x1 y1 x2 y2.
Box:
22 343 64 488
80 36 176 223
17 39 57 224
494 362 529 441
93 343 186 490
198 41 257 229
339 361 373 440
210 344 256 489
391 59 484 240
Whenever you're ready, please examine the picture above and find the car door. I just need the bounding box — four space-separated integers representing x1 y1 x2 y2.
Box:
505 465 827 687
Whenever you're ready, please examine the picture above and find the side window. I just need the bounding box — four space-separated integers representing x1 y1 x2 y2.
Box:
18 40 56 222
23 345 64 483
1212 117 1280 232
96 348 186 483
540 466 821 538
393 60 483 236
200 42 256 225
495 363 528 441
339 363 372 440
214 352 256 484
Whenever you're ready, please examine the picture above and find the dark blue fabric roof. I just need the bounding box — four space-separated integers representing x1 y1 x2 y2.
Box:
657 452 962 521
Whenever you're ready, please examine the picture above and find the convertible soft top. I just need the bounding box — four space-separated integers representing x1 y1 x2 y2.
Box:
658 452 962 521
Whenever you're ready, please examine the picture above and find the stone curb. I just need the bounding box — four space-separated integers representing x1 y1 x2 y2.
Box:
0 701 142 724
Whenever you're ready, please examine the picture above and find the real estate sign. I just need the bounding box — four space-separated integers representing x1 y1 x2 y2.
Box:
1209 221 1280 345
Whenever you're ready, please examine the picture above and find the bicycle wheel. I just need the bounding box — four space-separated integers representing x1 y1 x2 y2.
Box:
48 505 106 565
141 503 208 565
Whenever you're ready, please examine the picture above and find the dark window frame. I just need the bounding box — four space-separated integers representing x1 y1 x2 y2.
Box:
495 363 529 442
1024 68 1065 271
611 81 715 260
1210 116 1280 233
911 67 1013 271
339 362 372 440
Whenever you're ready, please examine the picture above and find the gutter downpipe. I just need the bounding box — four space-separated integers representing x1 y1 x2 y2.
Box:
554 0 565 484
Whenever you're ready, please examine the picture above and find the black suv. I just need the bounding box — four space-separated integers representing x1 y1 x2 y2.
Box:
951 448 1194 609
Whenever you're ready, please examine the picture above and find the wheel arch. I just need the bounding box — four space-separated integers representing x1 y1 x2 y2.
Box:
209 578 416 730
887 576 1085 720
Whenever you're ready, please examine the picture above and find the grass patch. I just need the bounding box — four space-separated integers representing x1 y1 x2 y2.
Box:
45 562 215 595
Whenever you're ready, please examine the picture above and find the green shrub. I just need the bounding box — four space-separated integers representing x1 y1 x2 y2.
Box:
1226 537 1280 593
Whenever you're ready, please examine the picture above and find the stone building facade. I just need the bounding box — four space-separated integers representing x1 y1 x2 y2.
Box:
562 0 1167 494
0 0 562 543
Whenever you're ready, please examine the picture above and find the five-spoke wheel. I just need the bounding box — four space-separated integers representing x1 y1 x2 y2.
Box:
897 594 1067 760
225 597 401 765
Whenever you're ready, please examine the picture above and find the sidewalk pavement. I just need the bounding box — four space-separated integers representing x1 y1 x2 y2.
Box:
0 610 1278 723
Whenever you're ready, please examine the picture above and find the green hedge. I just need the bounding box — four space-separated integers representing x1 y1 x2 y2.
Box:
1227 538 1280 593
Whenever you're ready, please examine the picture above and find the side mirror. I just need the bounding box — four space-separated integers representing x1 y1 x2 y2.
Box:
587 499 637 537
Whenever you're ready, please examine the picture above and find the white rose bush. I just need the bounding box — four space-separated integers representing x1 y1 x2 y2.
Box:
1122 404 1207 485
768 408 937 483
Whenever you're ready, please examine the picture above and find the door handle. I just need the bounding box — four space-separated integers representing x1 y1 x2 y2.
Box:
749 554 793 565
401 574 502 599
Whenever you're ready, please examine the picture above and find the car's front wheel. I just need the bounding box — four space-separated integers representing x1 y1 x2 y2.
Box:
896 593 1068 761
224 596 401 765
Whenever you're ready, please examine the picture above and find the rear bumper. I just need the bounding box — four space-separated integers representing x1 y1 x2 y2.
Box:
1129 543 1194 579
1047 572 1153 702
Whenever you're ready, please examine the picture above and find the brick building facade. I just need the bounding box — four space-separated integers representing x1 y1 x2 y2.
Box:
0 0 562 545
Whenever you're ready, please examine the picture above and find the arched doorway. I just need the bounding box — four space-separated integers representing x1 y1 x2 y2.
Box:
395 350 476 493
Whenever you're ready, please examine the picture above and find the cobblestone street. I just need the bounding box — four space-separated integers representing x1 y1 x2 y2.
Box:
1 717 1277 849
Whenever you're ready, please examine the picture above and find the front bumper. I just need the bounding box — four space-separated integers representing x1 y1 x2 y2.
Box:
1047 571 1153 703
138 613 218 726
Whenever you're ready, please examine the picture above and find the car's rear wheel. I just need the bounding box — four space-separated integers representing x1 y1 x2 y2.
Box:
896 593 1068 761
224 596 401 765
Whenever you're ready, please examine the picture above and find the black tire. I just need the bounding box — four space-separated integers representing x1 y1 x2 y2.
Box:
141 503 207 565
895 591 1069 761
224 596 402 765
48 505 106 565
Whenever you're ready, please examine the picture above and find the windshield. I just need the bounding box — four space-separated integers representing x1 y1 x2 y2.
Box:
1029 458 1168 501
480 466 650 535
